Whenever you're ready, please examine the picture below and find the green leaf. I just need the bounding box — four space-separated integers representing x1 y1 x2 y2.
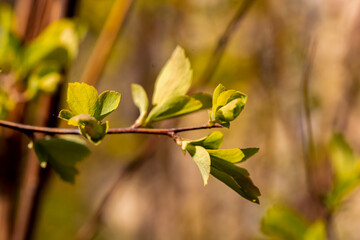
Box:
58 109 73 121
207 149 245 163
68 114 108 144
261 205 309 240
304 221 327 240
33 137 90 183
152 46 192 105
181 131 223 151
67 82 99 116
59 83 120 144
216 98 246 122
191 93 212 110
21 19 85 76
187 145 211 186
212 84 227 114
210 84 247 127
241 148 259 162
25 63 62 99
131 84 149 125
95 91 121 120
210 157 260 203
146 95 202 124
326 133 360 209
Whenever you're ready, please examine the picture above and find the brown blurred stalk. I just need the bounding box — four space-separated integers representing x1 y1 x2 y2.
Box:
80 0 133 85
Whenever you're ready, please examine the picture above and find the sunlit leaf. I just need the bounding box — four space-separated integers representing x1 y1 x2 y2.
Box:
67 82 99 116
146 95 202 124
187 145 211 186
182 131 223 151
207 149 245 163
95 91 121 120
210 84 247 127
131 84 149 125
59 83 120 144
152 46 192 105
33 137 90 183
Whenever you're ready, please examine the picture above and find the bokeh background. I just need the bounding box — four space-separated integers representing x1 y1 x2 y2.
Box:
1 0 360 239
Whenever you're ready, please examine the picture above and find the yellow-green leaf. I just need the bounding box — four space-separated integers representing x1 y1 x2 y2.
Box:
152 46 192 105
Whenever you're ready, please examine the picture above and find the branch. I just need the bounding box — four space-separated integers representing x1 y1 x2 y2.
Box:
197 0 255 86
0 120 222 137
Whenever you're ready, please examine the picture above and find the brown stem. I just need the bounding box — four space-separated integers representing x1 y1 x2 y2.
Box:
79 0 133 85
0 120 222 137
197 0 256 86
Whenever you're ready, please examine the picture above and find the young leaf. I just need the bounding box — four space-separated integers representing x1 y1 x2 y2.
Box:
21 19 85 76
186 145 211 186
326 134 360 210
241 148 259 162
67 82 99 116
207 148 245 163
182 131 223 151
304 221 327 240
191 93 212 110
261 205 309 240
33 137 90 183
95 91 121 120
131 84 149 125
152 46 192 105
210 84 247 127
25 63 62 99
59 83 120 144
146 95 202 124
210 157 260 203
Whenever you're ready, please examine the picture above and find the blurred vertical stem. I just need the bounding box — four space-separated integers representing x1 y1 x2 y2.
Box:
197 0 256 86
80 0 133 85
11 1 73 240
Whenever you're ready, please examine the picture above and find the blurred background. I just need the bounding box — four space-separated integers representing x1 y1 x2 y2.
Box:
1 0 360 239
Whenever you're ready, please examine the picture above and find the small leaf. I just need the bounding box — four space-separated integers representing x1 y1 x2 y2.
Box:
212 84 227 115
207 148 245 163
261 205 309 240
33 137 90 183
191 93 212 110
210 84 247 127
25 63 62 99
59 83 120 144
326 133 360 209
216 98 246 122
182 131 223 151
146 95 202 124
21 19 85 76
131 84 149 125
241 148 259 162
304 221 327 240
152 46 192 105
58 109 73 121
210 157 260 203
67 82 98 116
95 91 121 120
187 145 211 186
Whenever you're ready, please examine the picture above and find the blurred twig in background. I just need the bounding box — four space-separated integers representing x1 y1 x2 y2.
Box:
80 0 133 86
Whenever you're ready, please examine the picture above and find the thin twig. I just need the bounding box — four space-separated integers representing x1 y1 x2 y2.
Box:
0 119 222 137
197 0 256 86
